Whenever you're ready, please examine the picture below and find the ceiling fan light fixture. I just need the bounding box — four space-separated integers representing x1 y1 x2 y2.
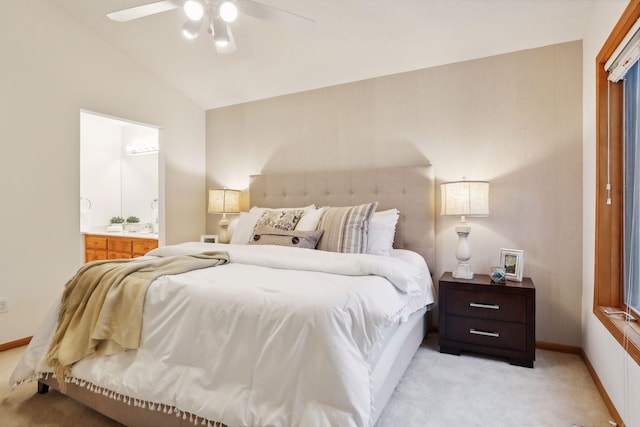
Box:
106 0 316 54
219 1 238 23
182 19 202 39
184 0 204 21
215 38 229 47
211 17 230 46
213 29 230 47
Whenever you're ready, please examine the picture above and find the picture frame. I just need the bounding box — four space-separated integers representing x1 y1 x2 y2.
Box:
200 234 219 244
498 248 524 282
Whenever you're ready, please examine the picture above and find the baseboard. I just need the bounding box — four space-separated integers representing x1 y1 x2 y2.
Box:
536 341 581 354
0 336 31 352
579 348 625 427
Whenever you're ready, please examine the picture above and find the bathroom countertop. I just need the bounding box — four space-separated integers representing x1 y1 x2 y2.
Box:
84 230 159 240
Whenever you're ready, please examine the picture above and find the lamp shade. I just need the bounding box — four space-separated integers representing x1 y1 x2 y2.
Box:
440 181 489 217
208 189 240 214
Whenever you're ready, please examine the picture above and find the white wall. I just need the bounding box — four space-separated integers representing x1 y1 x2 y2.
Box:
582 1 640 426
0 1 206 344
207 41 584 346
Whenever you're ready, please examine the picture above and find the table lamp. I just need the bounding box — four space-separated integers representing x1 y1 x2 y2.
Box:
208 188 240 243
440 180 489 279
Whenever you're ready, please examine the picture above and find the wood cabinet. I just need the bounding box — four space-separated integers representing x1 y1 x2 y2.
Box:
84 235 107 262
133 239 157 257
84 234 158 263
438 272 536 368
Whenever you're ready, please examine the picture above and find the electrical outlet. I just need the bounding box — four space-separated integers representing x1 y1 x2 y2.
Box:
0 299 8 313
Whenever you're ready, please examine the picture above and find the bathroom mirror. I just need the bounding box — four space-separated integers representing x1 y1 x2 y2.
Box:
80 111 159 234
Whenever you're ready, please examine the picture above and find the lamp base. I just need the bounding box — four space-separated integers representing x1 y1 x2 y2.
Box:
453 262 474 280
218 216 230 244
453 221 473 279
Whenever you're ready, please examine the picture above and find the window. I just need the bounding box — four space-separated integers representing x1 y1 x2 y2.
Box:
624 61 640 316
595 0 640 365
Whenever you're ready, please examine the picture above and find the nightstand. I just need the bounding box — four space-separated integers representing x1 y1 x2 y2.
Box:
438 272 536 368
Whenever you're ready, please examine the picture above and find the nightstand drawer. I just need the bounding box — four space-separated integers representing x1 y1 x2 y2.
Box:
446 289 526 323
446 315 527 352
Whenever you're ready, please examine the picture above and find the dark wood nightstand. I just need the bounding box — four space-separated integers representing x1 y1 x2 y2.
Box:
438 272 536 368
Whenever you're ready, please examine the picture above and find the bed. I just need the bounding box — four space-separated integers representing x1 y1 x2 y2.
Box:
10 166 435 427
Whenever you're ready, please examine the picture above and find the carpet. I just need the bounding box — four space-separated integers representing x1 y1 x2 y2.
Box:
1 334 612 426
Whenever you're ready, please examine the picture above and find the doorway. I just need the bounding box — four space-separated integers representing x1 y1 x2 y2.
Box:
80 111 160 235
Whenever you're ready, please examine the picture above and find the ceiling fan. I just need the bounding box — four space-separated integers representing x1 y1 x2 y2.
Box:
106 0 316 54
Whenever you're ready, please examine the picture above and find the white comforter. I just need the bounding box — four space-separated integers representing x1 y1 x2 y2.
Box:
11 243 434 427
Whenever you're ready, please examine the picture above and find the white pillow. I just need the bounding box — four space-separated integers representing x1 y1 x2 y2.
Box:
295 207 327 231
366 209 400 256
232 205 316 244
228 217 239 239
230 211 263 244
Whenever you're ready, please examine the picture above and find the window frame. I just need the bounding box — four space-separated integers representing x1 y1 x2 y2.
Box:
595 0 640 366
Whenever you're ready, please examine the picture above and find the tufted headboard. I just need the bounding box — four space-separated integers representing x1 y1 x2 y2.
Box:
249 166 435 270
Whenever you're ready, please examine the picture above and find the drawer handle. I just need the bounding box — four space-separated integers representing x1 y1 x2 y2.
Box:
469 329 500 338
469 302 500 310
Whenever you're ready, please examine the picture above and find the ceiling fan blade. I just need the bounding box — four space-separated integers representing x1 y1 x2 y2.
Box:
107 1 180 22
215 25 237 54
236 0 316 30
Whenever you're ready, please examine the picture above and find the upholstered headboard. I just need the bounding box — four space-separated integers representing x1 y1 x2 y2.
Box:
249 166 435 270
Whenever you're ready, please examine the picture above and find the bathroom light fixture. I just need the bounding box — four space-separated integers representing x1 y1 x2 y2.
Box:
441 180 490 279
125 144 159 156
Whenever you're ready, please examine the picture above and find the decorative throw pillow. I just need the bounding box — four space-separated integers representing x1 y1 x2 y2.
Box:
315 202 378 253
255 209 305 231
367 209 400 256
249 205 316 216
231 206 314 245
249 226 324 249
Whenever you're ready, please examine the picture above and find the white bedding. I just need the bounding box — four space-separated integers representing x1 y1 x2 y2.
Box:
11 243 434 427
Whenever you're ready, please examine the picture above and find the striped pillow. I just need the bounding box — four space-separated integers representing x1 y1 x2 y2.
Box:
316 202 378 253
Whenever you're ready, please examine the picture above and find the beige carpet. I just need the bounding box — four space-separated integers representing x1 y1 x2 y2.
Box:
1 334 613 427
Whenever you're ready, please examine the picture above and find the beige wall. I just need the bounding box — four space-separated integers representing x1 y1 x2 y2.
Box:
0 1 206 344
207 41 583 346
582 1 640 426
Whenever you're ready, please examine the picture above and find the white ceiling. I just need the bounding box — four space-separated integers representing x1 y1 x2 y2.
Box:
53 0 595 110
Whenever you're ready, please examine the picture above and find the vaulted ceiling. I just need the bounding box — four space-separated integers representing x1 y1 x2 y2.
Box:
53 0 595 109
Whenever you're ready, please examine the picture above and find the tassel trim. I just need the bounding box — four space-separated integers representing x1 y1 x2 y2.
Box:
12 372 226 426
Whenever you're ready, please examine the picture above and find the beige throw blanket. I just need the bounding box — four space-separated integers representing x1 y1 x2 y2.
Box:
44 252 229 387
